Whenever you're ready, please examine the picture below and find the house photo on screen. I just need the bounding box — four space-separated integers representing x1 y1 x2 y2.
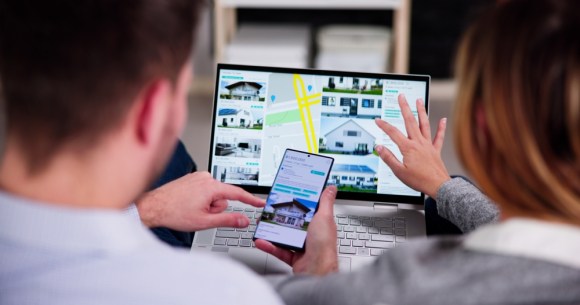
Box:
212 165 259 185
321 77 383 119
219 80 267 102
329 163 377 193
217 107 264 130
260 192 317 231
214 136 261 158
319 117 379 155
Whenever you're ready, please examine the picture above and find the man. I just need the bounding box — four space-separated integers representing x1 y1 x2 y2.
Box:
0 1 298 303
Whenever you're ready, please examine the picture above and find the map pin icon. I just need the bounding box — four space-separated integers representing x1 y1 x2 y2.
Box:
271 95 276 102
308 85 313 92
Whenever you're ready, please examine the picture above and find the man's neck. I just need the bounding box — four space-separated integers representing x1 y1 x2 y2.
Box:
0 139 143 210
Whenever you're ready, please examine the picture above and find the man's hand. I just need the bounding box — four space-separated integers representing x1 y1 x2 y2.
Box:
255 186 338 276
374 94 451 199
136 171 265 231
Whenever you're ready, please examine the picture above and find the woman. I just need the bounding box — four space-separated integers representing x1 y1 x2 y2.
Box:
257 0 580 303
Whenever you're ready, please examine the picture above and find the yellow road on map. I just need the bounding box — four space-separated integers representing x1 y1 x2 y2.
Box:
292 74 321 153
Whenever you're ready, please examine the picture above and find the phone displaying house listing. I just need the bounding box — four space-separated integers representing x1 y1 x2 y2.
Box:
253 149 334 251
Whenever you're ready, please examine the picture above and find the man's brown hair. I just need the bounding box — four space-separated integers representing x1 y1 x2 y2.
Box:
0 0 201 172
454 0 580 223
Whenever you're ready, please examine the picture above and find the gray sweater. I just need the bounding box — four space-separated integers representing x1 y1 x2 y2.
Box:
273 178 580 305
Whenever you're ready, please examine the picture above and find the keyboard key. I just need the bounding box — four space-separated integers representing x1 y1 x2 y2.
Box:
396 236 406 242
358 233 370 240
254 213 262 219
348 215 359 219
362 220 373 227
226 207 233 212
395 229 406 236
356 227 367 233
336 214 347 218
340 239 351 246
227 239 239 246
216 231 240 239
241 232 253 239
245 208 255 212
350 219 361 226
338 218 349 225
214 238 226 245
394 220 405 228
236 228 247 232
343 226 355 232
380 228 393 235
352 240 365 247
244 212 254 218
370 249 383 256
233 207 244 211
240 239 252 247
217 227 234 231
375 220 391 228
338 232 346 239
336 225 343 232
357 248 370 256
339 246 357 255
249 219 257 225
368 227 379 234
346 232 357 239
359 216 370 220
372 234 394 242
248 225 256 232
365 241 394 249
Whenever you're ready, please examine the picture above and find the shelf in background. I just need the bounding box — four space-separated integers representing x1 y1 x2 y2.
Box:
220 0 401 9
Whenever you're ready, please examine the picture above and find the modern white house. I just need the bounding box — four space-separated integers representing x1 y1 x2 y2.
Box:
330 164 376 189
225 81 263 101
271 199 311 229
321 96 381 118
322 119 375 155
217 108 254 128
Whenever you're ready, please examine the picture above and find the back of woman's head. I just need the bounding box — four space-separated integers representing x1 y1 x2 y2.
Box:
454 0 580 223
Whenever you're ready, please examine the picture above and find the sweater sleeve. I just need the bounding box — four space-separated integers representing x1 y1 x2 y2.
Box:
435 178 500 233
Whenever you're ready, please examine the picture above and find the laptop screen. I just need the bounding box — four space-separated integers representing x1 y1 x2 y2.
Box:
209 64 430 205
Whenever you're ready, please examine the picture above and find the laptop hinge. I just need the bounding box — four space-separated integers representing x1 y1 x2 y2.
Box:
373 202 398 211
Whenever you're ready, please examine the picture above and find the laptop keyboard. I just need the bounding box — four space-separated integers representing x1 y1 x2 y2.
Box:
212 206 407 256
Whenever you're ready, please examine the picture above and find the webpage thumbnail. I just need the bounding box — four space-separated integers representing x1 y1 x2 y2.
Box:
219 80 267 102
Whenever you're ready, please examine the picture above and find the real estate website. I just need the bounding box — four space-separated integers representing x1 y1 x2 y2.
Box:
254 149 333 248
210 68 427 197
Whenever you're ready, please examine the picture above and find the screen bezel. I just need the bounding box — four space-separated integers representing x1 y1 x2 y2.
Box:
209 63 430 205
253 148 334 252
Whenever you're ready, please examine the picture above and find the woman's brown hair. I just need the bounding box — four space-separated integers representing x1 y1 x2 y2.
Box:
454 0 580 223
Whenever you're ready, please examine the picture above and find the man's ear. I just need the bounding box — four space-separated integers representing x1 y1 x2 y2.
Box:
133 79 172 146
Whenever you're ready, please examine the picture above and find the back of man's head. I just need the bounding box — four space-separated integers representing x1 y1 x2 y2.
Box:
0 0 201 174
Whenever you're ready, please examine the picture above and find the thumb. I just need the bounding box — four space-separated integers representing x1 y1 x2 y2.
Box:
206 212 250 228
316 186 337 217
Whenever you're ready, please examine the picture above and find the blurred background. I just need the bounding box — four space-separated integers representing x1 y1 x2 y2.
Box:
0 0 492 177
185 0 490 177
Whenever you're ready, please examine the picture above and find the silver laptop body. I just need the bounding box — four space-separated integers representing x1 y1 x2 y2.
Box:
191 64 430 274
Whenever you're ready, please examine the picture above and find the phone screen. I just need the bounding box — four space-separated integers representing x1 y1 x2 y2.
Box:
253 149 334 251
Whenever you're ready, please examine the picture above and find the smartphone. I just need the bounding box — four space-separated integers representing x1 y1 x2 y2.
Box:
253 149 334 252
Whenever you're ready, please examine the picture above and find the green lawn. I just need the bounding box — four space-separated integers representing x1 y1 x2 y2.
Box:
337 185 377 193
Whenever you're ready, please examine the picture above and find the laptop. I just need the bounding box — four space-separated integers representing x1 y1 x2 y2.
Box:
191 64 430 274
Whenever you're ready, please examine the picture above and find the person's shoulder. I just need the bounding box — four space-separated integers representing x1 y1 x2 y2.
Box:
121 246 284 305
